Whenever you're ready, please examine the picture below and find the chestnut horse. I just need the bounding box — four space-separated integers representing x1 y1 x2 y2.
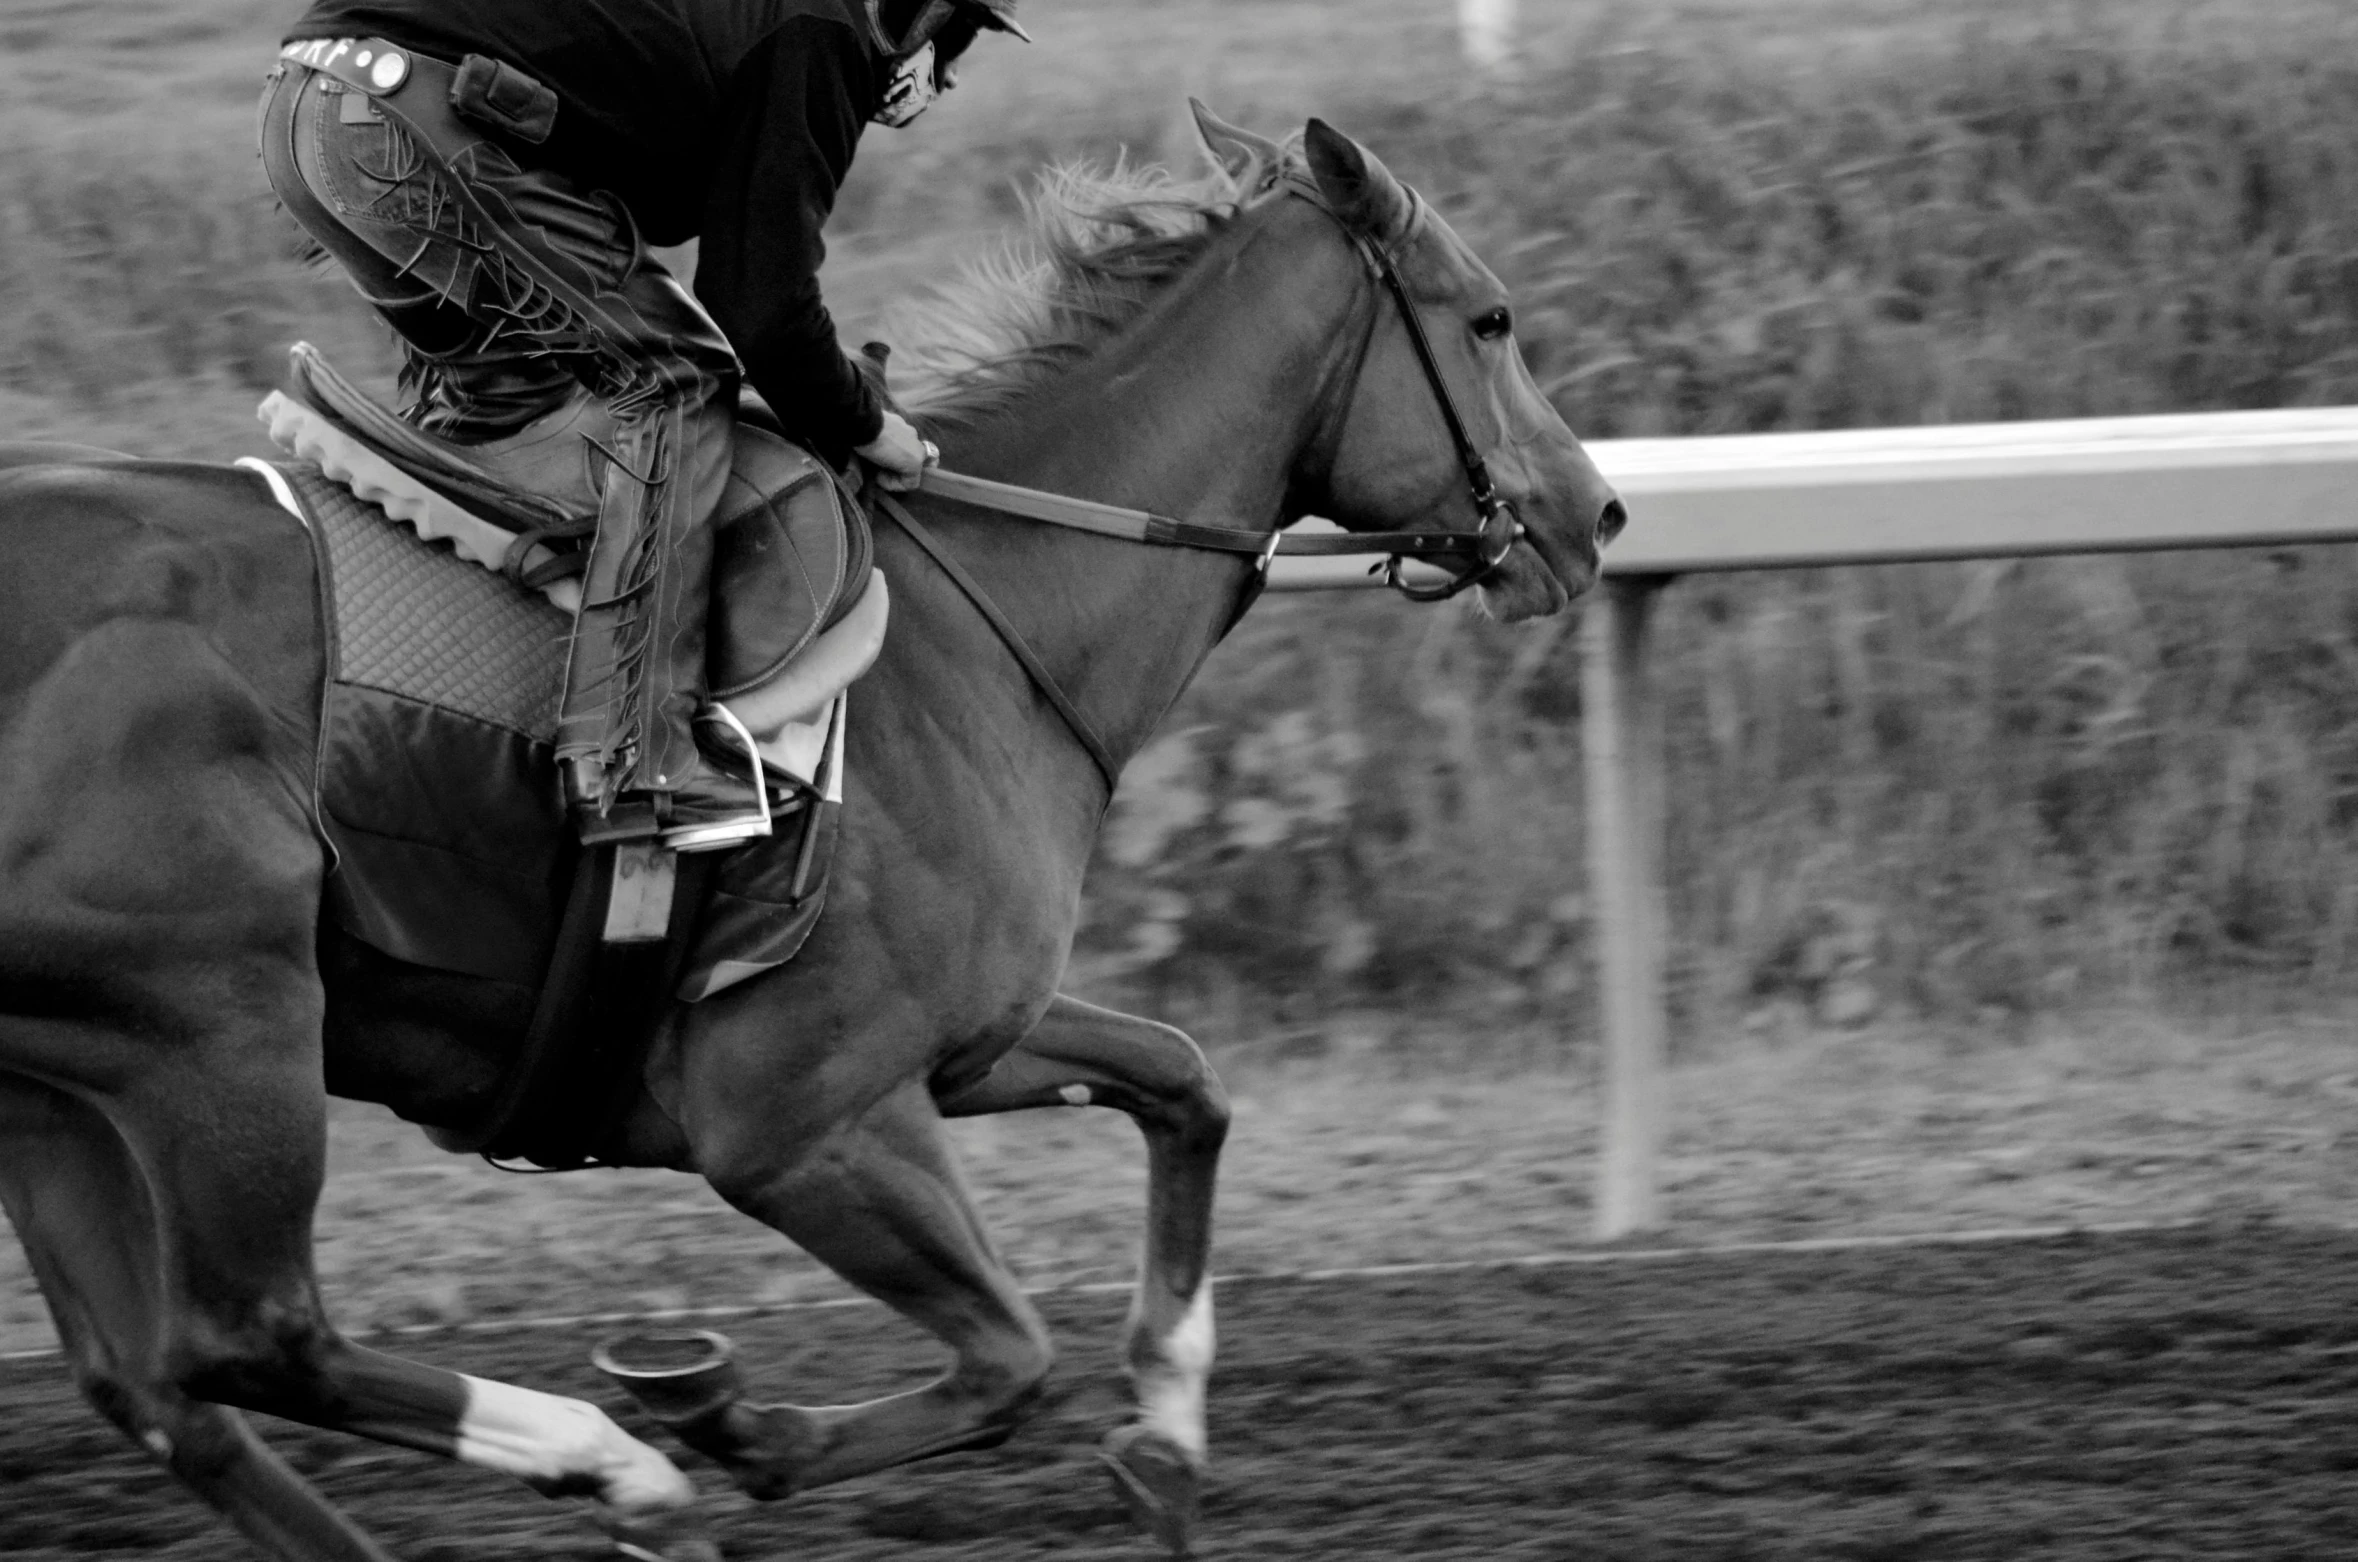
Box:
0 109 1622 1560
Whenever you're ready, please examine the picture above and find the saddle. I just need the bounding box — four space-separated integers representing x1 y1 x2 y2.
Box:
249 345 888 1167
272 341 878 719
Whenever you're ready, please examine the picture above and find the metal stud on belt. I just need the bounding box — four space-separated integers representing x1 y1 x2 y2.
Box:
361 49 407 91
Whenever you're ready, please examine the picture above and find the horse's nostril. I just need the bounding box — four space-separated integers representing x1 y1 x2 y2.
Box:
1596 496 1628 548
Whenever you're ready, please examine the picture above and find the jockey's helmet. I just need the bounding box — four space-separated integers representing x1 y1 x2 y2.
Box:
867 0 1028 56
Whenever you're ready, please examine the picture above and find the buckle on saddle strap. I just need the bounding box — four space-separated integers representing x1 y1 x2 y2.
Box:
602 842 679 944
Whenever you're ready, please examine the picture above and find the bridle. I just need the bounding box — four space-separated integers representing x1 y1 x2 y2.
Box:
908 175 1526 602
1306 177 1526 603
869 171 1532 788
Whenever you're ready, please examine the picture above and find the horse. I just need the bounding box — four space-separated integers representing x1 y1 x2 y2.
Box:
0 106 1623 1561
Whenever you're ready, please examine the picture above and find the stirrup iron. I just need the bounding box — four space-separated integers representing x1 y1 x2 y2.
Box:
658 703 774 853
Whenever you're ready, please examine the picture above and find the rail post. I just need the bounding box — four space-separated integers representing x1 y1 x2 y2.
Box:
1582 573 1672 1239
1458 0 1517 72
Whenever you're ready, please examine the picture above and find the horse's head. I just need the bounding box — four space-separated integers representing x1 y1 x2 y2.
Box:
1195 105 1626 620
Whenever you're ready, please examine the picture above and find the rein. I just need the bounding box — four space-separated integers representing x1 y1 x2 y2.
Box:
871 174 1525 791
912 467 1496 573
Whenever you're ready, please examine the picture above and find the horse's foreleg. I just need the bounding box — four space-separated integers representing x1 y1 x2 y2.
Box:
938 993 1229 1556
669 1077 1055 1498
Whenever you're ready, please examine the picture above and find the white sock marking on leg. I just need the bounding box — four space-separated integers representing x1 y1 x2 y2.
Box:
458 1376 694 1510
1136 1285 1215 1461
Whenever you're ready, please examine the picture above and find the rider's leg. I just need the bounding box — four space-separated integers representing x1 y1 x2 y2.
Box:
386 299 588 445
936 994 1229 1554
258 64 753 846
258 67 578 439
559 379 743 846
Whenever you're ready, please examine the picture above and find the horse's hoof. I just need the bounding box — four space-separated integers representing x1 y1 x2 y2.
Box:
1099 1423 1202 1558
594 1330 743 1428
596 1502 723 1562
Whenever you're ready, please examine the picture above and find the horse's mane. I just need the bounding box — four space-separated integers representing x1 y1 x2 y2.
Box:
888 159 1249 431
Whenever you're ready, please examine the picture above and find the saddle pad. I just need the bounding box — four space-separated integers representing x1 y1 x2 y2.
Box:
292 463 570 987
306 463 570 737
277 462 844 1001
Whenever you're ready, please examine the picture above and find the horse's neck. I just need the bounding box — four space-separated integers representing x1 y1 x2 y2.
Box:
938 205 1368 768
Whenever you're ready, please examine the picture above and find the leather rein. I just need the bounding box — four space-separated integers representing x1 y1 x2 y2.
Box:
869 176 1525 792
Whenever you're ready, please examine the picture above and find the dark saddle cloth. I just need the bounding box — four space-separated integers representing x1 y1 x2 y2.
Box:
289 458 854 1001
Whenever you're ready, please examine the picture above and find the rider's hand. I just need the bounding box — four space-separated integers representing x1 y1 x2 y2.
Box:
855 411 935 492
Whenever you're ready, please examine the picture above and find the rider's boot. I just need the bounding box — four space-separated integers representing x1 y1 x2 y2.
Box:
557 411 771 854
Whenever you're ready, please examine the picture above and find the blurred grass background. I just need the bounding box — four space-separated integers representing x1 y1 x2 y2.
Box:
11 0 2358 1060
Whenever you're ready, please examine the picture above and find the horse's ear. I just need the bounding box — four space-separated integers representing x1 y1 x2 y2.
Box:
1304 119 1413 243
1190 99 1283 193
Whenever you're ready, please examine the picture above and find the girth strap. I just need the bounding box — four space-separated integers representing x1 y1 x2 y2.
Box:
871 491 1123 794
431 842 716 1166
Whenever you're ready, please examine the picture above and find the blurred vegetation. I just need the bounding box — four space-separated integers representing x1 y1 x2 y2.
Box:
9 2 2358 1050
1079 9 2358 1048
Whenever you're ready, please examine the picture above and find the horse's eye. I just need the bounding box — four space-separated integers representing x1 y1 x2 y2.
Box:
1472 306 1513 342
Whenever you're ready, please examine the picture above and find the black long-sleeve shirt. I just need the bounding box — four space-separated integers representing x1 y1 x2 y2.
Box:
285 0 888 460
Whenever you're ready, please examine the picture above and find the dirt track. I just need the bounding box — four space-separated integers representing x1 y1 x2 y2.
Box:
6 1225 2356 1560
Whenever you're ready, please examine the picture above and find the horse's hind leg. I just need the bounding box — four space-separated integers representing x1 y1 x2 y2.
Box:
0 1062 712 1561
0 1075 394 1561
937 994 1229 1556
661 1077 1055 1498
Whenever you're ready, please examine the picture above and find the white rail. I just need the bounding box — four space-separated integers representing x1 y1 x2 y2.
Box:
1268 405 2358 1237
1270 407 2358 590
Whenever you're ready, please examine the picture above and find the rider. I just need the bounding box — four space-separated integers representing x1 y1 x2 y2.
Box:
259 0 1023 850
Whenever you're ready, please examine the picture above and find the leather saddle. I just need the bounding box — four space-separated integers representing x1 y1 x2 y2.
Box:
276 342 873 710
